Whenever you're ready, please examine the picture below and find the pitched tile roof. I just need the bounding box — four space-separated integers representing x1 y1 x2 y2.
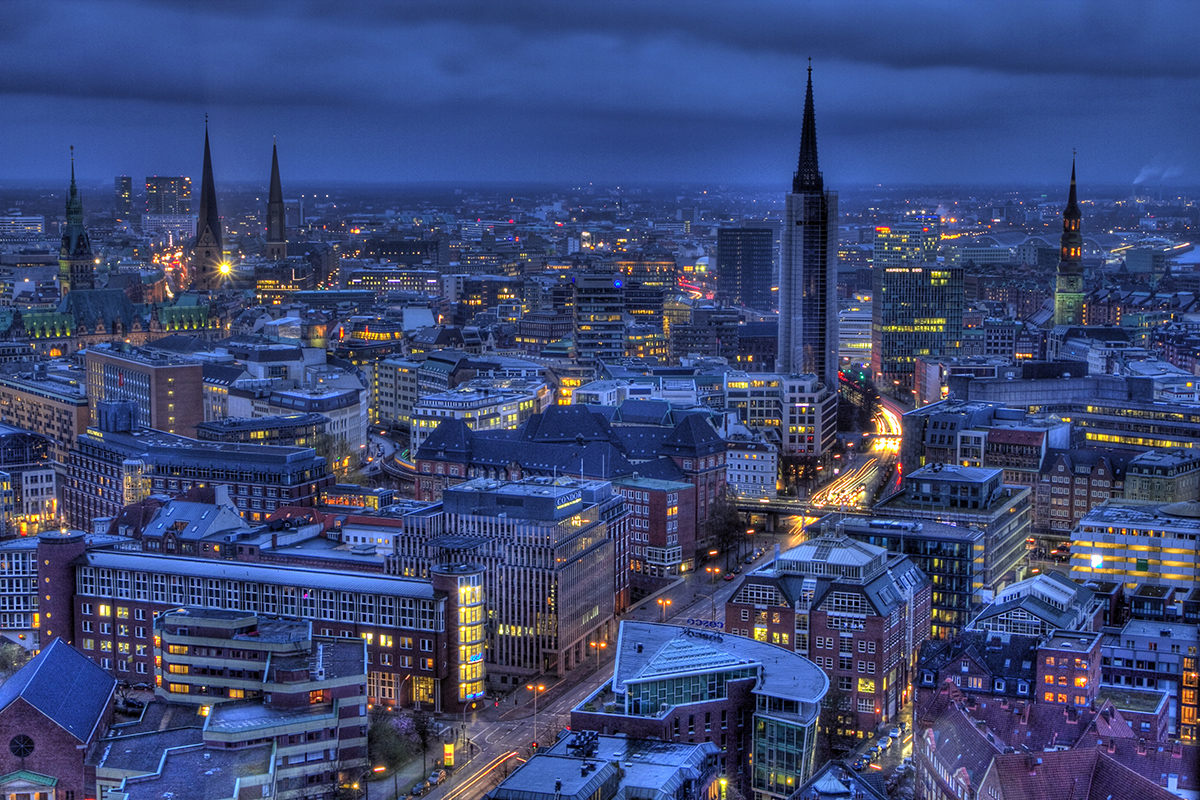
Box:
0 638 115 742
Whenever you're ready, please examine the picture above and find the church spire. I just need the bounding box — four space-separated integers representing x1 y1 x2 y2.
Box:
59 146 94 293
1054 156 1085 327
197 118 222 251
190 118 225 289
792 60 823 194
266 139 287 260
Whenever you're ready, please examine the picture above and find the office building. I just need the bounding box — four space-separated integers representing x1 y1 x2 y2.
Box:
1102 619 1199 741
723 372 838 459
0 423 57 537
872 222 939 270
151 608 367 798
409 378 551 453
726 533 930 740
0 214 44 237
724 427 778 499
572 620 828 799
1069 500 1200 593
834 516 987 640
144 176 192 214
189 124 224 291
63 400 334 527
194 412 327 447
871 262 964 392
0 363 90 465
59 149 95 293
1122 449 1200 502
114 175 132 218
573 273 626 362
876 463 1029 594
36 495 474 712
85 345 205 437
391 477 619 687
778 66 838 392
612 474 695 589
1054 160 1085 326
717 227 773 310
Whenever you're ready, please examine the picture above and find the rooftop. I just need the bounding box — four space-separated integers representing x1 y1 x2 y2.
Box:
119 743 272 800
610 621 827 708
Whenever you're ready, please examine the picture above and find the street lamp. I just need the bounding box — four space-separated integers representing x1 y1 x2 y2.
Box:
589 640 607 669
706 565 721 584
526 683 546 747
657 597 672 622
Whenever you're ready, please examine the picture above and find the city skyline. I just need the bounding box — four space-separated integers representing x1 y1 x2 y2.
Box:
3 1 1199 188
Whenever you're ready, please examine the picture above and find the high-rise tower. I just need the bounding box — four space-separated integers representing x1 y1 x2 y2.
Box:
777 65 838 393
189 121 224 290
266 140 287 260
59 147 95 294
1053 160 1084 326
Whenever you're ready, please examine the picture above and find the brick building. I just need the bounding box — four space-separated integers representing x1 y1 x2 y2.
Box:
612 474 695 596
725 533 930 740
85 345 205 437
64 400 334 527
36 515 465 713
0 638 116 800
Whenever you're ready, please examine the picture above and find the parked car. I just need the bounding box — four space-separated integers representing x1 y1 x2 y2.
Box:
868 745 880 757
723 573 735 581
889 726 902 738
411 785 428 798
852 758 866 771
894 764 908 776
878 736 891 750
428 769 447 786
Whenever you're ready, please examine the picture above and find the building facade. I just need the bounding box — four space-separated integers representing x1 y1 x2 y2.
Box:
777 67 838 394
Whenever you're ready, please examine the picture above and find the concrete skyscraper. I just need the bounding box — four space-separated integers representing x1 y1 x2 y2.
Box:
1053 160 1084 326
717 227 773 310
114 176 132 219
59 148 95 294
144 176 191 214
189 122 224 290
777 65 838 392
266 140 287 260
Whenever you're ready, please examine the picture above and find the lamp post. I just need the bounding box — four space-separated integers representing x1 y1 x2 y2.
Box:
706 565 721 584
526 683 546 747
657 596 672 622
589 640 607 669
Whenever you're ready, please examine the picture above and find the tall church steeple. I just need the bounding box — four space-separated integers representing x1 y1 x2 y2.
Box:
1054 157 1085 326
266 139 287 260
778 63 838 402
190 119 225 290
793 62 823 194
59 146 95 294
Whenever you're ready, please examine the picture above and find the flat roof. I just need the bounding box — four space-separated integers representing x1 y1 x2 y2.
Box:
1096 685 1169 714
82 551 435 601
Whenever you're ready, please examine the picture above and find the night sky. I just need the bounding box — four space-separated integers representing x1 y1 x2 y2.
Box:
3 0 1199 189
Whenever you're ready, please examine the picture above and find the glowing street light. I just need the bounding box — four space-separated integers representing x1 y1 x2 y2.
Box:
657 597 672 622
589 640 607 669
526 683 547 747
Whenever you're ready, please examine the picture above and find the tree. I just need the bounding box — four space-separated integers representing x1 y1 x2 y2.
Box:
705 494 746 571
0 643 29 677
411 708 436 773
314 432 366 482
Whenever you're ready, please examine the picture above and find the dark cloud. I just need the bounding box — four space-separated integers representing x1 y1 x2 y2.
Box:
1 0 1198 186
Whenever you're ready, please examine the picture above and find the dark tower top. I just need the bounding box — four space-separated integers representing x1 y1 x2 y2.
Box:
196 122 223 251
1059 159 1082 272
266 140 287 259
792 64 823 194
60 147 91 259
